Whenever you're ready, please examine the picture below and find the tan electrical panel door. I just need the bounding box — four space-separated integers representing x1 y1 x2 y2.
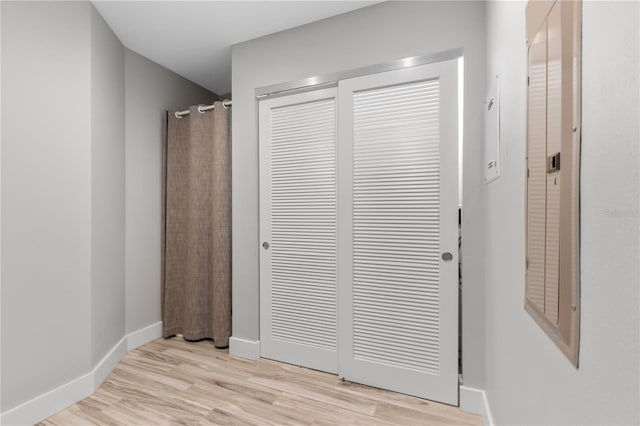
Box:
525 0 581 366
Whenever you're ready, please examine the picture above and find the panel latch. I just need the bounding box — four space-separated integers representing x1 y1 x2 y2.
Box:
547 152 561 173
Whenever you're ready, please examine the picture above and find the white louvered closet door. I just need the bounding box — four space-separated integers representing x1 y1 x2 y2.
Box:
337 61 459 405
259 88 338 373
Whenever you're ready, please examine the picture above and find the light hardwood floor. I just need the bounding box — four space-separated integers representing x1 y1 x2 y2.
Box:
39 337 481 425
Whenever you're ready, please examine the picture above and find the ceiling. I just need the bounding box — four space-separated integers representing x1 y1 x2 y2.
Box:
93 1 380 95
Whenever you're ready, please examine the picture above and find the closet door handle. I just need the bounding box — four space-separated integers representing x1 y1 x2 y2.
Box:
263 241 270 250
442 252 453 262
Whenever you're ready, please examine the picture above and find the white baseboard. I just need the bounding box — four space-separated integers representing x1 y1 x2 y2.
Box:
0 321 163 426
460 385 494 426
93 336 128 388
127 321 163 352
229 336 261 360
0 371 94 426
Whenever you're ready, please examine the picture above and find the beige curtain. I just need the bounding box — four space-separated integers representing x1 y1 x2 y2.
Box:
162 101 231 348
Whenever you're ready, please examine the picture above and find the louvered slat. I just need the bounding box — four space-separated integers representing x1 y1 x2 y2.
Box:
544 19 562 325
351 80 441 374
526 30 547 312
270 98 337 350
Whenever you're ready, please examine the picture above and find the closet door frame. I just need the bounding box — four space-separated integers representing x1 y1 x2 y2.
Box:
257 56 460 405
337 60 459 405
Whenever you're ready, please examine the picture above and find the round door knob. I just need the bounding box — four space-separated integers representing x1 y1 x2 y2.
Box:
263 241 270 250
442 252 453 262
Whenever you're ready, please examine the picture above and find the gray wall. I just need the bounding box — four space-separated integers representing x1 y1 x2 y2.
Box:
124 49 215 334
231 1 487 388
1 1 93 411
484 1 639 424
0 0 3 410
90 6 126 366
0 2 214 413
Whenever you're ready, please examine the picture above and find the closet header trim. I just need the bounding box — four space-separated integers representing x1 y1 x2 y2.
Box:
255 48 463 100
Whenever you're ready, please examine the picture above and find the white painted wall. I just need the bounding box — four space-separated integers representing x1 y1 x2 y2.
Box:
90 5 126 366
1 1 93 411
231 1 487 388
0 2 214 415
0 0 3 411
484 1 639 424
124 49 215 334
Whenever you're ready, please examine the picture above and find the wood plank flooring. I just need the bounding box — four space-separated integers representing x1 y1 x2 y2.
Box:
39 337 481 425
